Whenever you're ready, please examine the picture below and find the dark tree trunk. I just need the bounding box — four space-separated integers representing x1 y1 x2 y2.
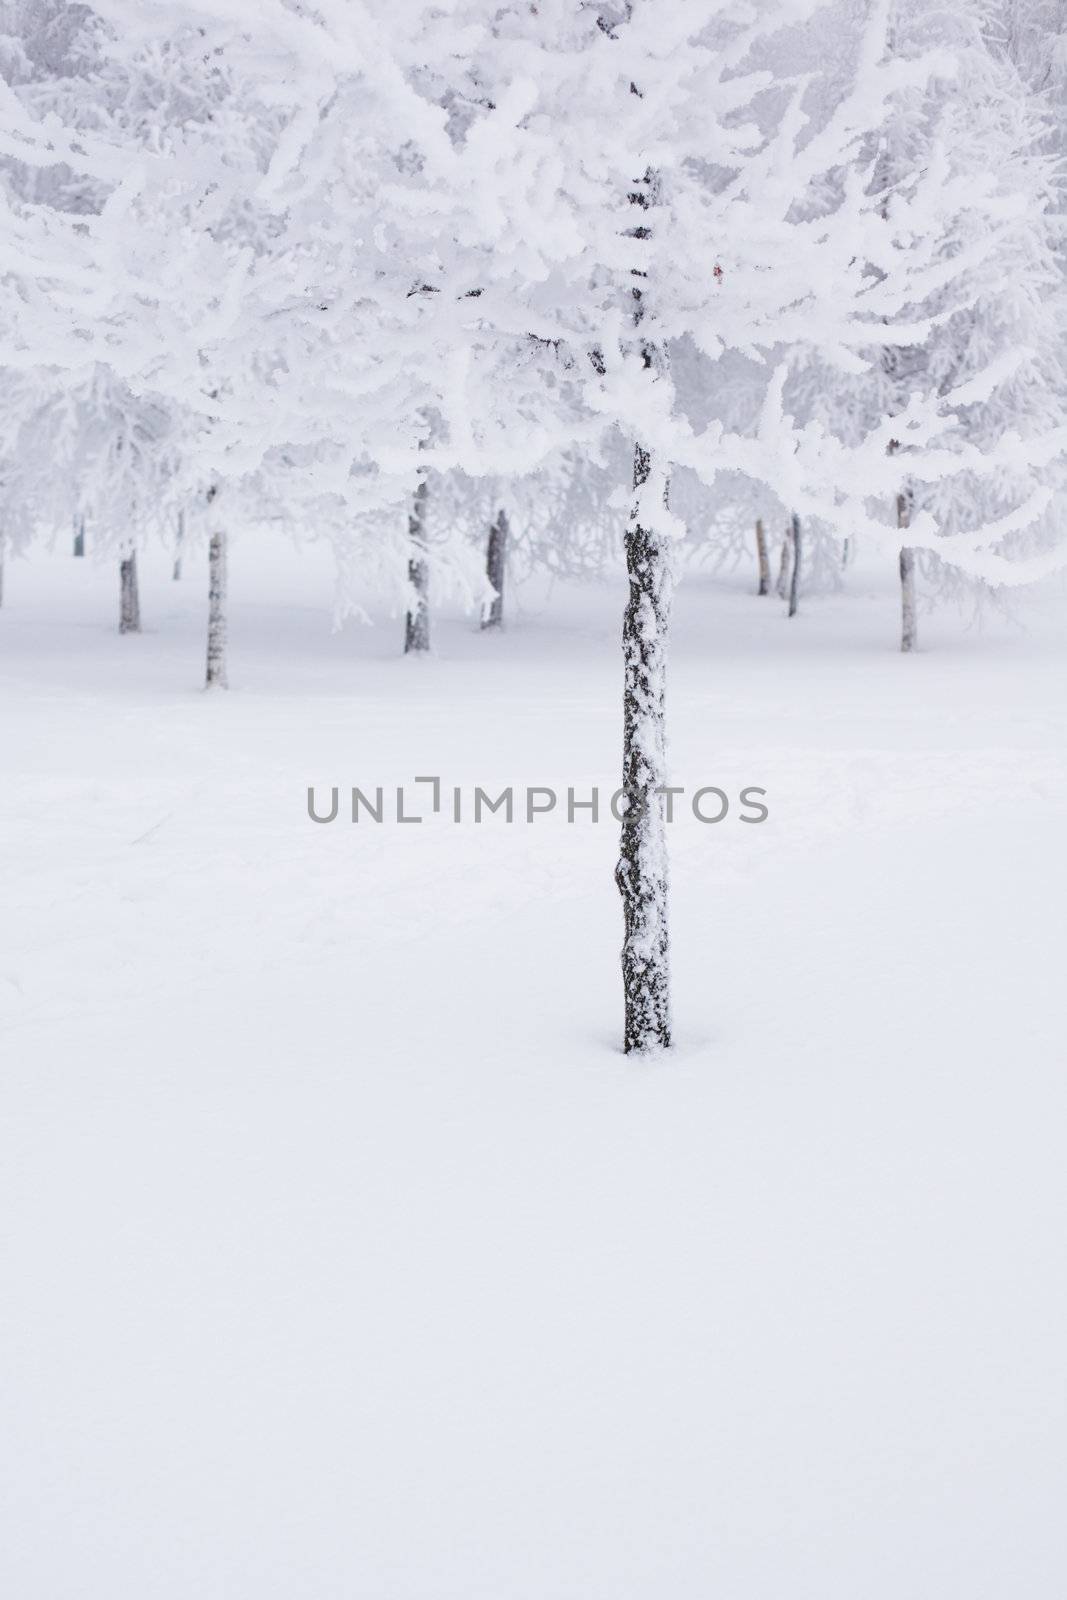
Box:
755 518 770 596
404 478 430 654
73 516 85 558
482 508 508 629
616 158 672 1054
788 513 801 618
119 553 140 634
617 441 672 1055
776 522 792 599
206 526 228 688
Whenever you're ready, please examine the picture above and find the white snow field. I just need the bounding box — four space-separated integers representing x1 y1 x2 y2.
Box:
2 538 1065 1600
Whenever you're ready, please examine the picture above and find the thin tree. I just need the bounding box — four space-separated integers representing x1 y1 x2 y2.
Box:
788 513 801 618
482 508 507 628
897 487 916 651
755 517 770 595
119 550 140 633
776 521 792 599
618 436 672 1053
404 477 430 653
617 164 671 1054
205 490 227 687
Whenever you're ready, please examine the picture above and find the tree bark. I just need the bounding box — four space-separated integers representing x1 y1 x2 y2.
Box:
173 509 184 581
206 526 228 688
788 512 801 618
898 490 916 653
73 516 85 558
482 508 508 629
404 477 430 654
617 442 672 1055
616 153 672 1054
119 552 140 634
755 518 770 596
776 522 792 599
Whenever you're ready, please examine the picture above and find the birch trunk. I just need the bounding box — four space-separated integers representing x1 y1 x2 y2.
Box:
482 509 508 629
404 478 430 654
617 442 672 1054
173 509 184 582
755 518 770 596
898 491 916 653
205 527 228 688
788 513 801 618
776 523 792 599
119 553 140 634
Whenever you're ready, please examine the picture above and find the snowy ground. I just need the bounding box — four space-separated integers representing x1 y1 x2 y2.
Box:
2 536 1065 1599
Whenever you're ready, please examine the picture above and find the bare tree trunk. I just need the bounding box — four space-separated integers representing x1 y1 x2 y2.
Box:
615 153 672 1053
898 490 916 653
776 522 792 599
119 553 140 634
482 508 508 629
173 509 184 581
617 442 672 1055
73 516 85 558
404 478 430 654
842 536 851 568
0 539 5 607
205 526 228 688
755 518 770 596
788 512 801 618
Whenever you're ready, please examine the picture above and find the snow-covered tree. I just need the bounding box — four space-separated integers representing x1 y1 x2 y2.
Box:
3 0 1066 1054
787 0 1067 648
0 0 250 656
409 0 1067 1050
